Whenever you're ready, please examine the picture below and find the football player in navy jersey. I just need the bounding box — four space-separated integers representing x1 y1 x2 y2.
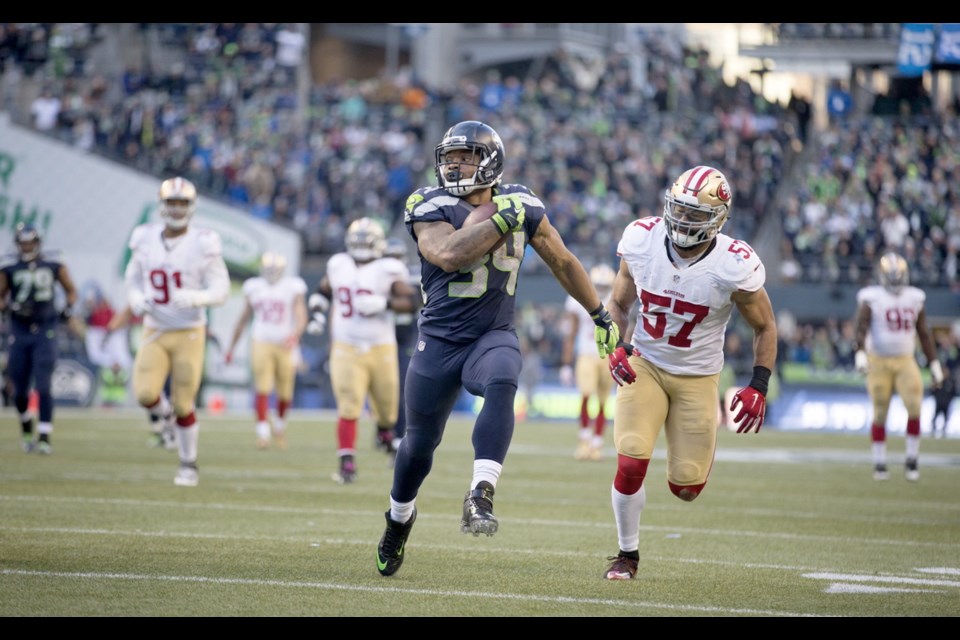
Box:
375 120 620 577
0 223 78 454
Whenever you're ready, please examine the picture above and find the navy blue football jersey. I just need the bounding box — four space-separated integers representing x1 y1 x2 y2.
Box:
0 252 65 329
403 184 544 343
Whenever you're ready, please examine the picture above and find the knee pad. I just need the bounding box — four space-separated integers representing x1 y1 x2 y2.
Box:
669 480 705 502
613 455 649 494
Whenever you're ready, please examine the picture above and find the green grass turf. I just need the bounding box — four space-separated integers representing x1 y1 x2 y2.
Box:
1 408 958 617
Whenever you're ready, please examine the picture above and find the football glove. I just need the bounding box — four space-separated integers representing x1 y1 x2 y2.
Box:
591 303 620 357
306 313 326 335
559 364 574 387
354 293 388 316
128 290 151 317
490 193 526 234
308 292 331 314
730 386 766 434
854 349 869 375
59 306 73 323
930 360 944 388
608 342 636 386
171 288 208 309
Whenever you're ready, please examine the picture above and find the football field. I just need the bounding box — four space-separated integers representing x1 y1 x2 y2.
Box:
2 409 959 617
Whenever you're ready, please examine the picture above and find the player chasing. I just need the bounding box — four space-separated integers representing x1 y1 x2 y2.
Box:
125 177 229 487
224 251 307 450
600 165 778 580
306 217 419 484
853 252 943 481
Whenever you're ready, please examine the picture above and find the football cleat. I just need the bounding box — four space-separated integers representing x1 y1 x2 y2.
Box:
332 455 356 484
872 464 889 481
174 462 199 487
376 509 417 577
460 481 498 536
604 554 639 580
904 458 919 482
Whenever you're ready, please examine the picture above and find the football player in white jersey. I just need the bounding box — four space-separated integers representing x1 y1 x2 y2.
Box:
124 177 230 487
853 252 943 482
560 264 617 460
600 165 778 581
306 218 419 484
224 252 307 450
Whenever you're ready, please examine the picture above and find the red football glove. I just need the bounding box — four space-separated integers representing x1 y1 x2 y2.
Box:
730 386 766 433
608 342 636 386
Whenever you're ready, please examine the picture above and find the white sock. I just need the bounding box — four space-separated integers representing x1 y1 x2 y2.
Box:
152 395 172 420
255 421 271 440
871 442 887 466
591 434 604 448
178 423 199 464
905 435 920 459
273 418 286 434
579 427 591 442
37 421 53 435
389 497 416 525
472 459 502 490
612 483 646 553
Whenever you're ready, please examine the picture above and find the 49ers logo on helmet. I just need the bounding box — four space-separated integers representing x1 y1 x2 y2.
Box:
717 180 732 202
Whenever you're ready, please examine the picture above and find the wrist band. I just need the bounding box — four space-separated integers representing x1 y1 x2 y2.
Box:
749 365 771 396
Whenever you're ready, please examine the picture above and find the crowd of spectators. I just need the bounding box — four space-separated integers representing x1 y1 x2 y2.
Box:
780 113 960 290
2 23 791 271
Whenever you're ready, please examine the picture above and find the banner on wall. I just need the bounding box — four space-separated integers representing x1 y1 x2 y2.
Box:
898 23 936 77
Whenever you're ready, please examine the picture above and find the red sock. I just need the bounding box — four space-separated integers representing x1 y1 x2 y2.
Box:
337 417 357 450
255 394 269 421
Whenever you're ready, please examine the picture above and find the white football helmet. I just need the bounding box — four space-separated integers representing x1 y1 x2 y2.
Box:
345 217 386 262
663 166 732 248
877 252 909 293
589 264 616 296
260 251 287 284
159 177 197 230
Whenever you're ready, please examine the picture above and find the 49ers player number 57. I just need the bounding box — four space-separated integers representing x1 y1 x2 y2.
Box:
599 165 778 582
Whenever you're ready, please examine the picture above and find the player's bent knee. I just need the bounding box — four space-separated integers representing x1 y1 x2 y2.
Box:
614 454 649 494
668 480 705 502
616 433 649 458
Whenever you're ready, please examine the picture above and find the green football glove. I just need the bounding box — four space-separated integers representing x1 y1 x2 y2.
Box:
490 193 526 234
591 303 620 357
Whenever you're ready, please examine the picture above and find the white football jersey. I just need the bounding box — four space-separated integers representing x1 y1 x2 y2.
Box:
617 216 765 375
125 223 228 331
564 294 596 357
326 253 408 347
242 275 307 344
856 285 926 357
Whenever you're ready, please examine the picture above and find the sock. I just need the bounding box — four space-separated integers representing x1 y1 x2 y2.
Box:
472 459 502 491
389 496 416 525
612 483 646 553
177 413 199 463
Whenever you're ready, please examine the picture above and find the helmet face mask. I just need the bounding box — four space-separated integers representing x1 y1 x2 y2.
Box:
345 218 386 263
159 177 197 230
260 251 287 284
435 121 504 197
878 252 909 292
663 166 732 248
15 223 41 261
